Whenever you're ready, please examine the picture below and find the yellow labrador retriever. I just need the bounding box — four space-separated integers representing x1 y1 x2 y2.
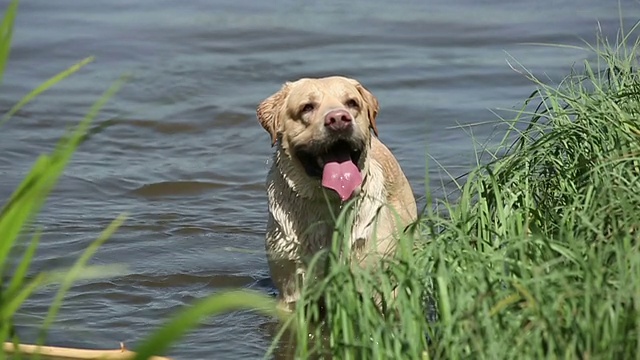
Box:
256 76 417 309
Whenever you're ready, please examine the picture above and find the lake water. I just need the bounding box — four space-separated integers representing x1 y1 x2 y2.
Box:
1 0 637 358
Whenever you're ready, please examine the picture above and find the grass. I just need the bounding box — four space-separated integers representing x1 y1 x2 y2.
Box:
2 0 640 359
0 0 122 347
270 19 640 360
0 1 280 359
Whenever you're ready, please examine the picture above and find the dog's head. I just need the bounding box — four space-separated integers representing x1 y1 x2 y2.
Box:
257 76 380 202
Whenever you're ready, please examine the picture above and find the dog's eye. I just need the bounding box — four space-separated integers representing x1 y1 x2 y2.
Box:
346 99 359 108
301 103 315 113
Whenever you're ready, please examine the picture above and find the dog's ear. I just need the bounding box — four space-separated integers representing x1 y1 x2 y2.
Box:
257 83 291 146
349 80 380 137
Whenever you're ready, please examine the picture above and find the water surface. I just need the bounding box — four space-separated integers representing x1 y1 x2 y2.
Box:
1 1 636 358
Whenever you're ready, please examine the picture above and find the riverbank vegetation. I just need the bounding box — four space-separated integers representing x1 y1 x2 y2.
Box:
2 0 640 358
281 19 640 360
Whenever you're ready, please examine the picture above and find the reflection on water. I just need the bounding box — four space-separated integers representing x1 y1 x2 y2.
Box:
1 0 634 358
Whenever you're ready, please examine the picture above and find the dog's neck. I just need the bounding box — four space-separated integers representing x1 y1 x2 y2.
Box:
268 140 389 256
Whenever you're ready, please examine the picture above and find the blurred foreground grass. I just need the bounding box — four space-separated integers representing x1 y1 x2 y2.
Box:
0 1 279 359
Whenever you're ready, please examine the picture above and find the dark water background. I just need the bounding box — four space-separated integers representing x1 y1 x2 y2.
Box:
1 1 637 358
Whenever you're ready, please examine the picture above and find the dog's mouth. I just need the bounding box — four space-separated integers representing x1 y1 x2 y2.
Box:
294 140 364 202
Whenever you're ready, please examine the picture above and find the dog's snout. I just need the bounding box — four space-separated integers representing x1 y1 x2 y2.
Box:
324 109 352 131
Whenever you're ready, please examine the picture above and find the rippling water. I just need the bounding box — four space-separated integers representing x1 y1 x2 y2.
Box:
1 1 636 358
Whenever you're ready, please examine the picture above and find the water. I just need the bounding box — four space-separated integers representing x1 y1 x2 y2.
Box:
1 0 636 358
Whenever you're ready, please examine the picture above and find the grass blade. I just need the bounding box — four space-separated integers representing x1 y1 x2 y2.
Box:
3 230 41 305
0 56 95 126
0 0 18 85
132 291 282 360
37 213 127 344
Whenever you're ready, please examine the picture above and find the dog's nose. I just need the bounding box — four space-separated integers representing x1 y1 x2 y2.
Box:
324 109 352 131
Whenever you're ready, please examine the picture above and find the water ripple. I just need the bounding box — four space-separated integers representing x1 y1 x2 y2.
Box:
130 181 227 198
1 1 629 359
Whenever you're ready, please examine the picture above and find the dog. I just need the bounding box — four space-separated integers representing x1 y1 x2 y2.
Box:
256 76 417 310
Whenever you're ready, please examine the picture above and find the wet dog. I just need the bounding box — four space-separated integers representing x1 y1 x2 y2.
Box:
256 76 417 310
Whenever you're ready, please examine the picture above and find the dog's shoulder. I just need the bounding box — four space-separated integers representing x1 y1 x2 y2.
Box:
370 137 407 189
369 136 417 220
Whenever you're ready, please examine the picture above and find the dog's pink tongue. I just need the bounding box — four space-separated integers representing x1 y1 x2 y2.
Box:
321 160 362 201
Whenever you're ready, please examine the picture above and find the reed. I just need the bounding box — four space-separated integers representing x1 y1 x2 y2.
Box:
278 18 640 360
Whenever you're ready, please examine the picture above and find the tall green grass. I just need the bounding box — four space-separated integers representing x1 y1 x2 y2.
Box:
272 21 640 360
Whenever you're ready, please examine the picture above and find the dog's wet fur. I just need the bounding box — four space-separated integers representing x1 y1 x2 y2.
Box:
257 76 418 311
